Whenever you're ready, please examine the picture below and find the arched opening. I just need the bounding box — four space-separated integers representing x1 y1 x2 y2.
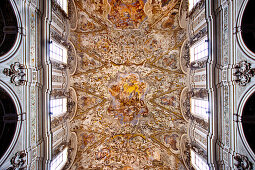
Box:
0 86 18 159
241 0 255 54
242 91 255 154
0 0 18 57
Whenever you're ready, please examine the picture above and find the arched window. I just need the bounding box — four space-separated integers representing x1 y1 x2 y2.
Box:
241 0 255 54
50 97 67 118
190 98 209 121
190 36 208 63
0 0 18 57
242 91 255 153
50 147 68 170
50 41 68 64
190 149 209 170
0 86 18 159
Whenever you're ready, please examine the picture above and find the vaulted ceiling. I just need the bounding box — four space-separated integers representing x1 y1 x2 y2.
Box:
67 0 191 168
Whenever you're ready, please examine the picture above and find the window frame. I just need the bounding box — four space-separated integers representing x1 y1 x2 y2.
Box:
189 0 200 11
190 149 209 170
190 98 209 121
190 36 208 63
50 41 68 64
50 147 68 170
50 97 67 118
55 0 68 14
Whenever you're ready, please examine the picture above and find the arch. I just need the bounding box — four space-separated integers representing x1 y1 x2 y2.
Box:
237 85 255 161
0 80 22 165
180 87 191 122
67 40 77 76
68 87 77 121
236 0 255 59
180 39 190 74
0 0 22 62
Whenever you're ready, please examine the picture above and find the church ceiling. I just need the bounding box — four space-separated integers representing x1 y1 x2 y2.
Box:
68 0 190 168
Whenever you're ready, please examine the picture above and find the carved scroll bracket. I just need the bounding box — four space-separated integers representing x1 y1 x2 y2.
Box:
234 153 252 170
3 62 26 86
7 151 27 170
233 61 255 86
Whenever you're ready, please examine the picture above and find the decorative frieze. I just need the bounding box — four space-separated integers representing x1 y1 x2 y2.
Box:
52 0 68 19
189 0 205 17
191 88 208 99
222 6 229 65
233 61 255 86
51 89 69 98
190 27 207 46
190 59 207 70
193 73 206 82
223 85 230 147
192 9 206 32
191 144 207 160
192 116 208 130
3 62 26 86
50 30 69 48
53 142 68 157
51 60 67 70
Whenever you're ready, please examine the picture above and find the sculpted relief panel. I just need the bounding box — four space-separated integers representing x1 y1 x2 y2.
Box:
68 0 190 169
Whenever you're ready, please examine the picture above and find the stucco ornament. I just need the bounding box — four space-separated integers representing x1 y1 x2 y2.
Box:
3 62 26 86
233 60 255 86
68 0 191 169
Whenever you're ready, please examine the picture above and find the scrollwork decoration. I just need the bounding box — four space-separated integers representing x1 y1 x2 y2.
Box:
234 153 252 170
3 62 26 86
7 151 26 170
233 61 255 86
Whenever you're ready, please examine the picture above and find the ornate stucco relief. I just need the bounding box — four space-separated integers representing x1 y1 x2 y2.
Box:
67 0 191 169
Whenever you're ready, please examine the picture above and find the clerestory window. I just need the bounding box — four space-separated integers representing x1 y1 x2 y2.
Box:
190 98 209 121
50 98 67 118
189 0 200 11
190 149 209 170
55 0 68 14
50 41 68 64
190 36 208 63
50 147 68 170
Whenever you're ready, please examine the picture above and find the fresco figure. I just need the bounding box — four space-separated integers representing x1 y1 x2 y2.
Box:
164 134 179 151
108 73 148 125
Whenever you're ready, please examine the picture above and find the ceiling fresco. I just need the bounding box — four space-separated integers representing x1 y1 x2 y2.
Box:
68 0 190 168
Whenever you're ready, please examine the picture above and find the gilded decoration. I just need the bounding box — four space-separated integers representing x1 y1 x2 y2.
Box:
108 73 148 125
108 0 147 29
68 0 190 169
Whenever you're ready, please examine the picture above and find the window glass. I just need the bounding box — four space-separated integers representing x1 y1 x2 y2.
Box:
50 41 68 64
189 0 200 11
190 98 209 121
190 149 209 170
190 36 208 62
50 147 68 170
55 0 68 13
50 98 67 118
